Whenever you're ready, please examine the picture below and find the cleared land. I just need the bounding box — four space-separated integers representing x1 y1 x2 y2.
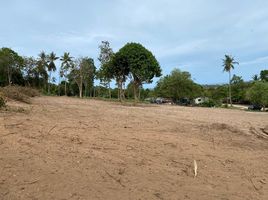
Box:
0 96 268 200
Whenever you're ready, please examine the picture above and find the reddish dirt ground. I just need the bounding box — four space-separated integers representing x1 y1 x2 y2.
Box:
0 96 268 200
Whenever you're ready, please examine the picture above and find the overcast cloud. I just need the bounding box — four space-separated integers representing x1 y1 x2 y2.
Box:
1 0 268 86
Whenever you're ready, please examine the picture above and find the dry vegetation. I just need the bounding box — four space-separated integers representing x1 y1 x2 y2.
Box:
0 96 267 200
0 86 40 104
0 92 6 108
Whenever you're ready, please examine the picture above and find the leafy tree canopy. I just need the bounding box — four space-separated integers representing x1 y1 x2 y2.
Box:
260 70 268 82
247 81 268 108
110 42 161 100
0 47 24 85
120 43 162 84
155 68 202 101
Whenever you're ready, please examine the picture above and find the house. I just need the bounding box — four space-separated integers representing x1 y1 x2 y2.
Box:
194 97 209 105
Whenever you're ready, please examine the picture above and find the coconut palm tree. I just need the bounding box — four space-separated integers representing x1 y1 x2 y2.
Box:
47 52 59 94
37 51 49 90
60 52 73 96
222 55 239 107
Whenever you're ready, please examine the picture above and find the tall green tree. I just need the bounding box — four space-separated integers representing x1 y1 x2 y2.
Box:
115 43 161 101
60 52 73 96
230 75 247 103
97 41 114 98
260 70 268 82
23 56 38 87
47 52 58 94
69 58 83 98
81 57 96 97
0 47 24 86
247 82 268 111
68 57 95 98
155 68 202 101
37 51 49 90
222 55 239 106
106 51 130 101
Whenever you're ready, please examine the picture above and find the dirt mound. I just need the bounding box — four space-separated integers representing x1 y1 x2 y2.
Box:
250 126 268 140
261 126 268 135
210 122 242 133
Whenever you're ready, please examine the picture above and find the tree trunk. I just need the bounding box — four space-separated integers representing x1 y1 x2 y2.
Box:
79 80 83 98
7 66 11 85
133 81 141 102
58 77 61 96
84 82 88 97
48 71 51 94
38 74 41 89
229 71 232 107
117 81 120 100
64 80 67 96
118 80 125 102
108 82 111 99
133 82 138 102
79 88 82 98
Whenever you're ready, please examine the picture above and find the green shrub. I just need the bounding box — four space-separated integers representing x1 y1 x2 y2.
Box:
247 82 268 109
222 104 229 108
200 99 220 107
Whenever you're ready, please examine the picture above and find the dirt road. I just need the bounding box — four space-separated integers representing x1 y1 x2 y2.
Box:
0 96 267 200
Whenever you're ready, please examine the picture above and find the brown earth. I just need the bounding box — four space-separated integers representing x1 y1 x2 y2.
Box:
0 96 268 200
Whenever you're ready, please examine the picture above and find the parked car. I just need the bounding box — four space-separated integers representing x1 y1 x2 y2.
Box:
248 104 262 111
155 97 163 104
175 98 191 106
155 97 173 104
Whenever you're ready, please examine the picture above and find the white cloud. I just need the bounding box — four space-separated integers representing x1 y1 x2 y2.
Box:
240 56 268 66
1 0 268 84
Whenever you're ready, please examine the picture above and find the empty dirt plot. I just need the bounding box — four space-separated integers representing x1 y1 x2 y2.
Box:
0 96 268 200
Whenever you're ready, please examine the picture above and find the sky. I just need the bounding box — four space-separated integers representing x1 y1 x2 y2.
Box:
1 0 268 87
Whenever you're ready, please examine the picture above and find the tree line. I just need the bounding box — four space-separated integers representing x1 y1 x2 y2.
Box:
0 42 161 101
0 42 267 108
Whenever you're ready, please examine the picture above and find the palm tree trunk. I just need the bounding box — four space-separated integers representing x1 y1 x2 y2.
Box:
64 79 67 96
108 82 111 99
117 80 120 100
48 71 51 94
229 70 232 107
58 77 61 96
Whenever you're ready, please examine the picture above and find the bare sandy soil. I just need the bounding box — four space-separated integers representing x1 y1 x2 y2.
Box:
0 96 268 200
